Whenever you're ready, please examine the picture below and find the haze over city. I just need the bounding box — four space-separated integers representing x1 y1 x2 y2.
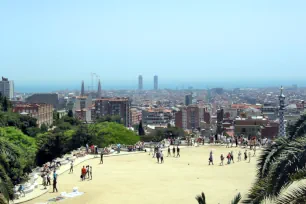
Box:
1 0 306 92
1 1 306 204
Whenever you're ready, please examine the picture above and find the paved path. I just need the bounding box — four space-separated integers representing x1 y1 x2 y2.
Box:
12 151 146 204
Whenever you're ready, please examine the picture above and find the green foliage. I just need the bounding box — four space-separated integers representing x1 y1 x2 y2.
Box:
147 126 186 142
96 115 123 124
67 110 73 117
88 122 140 147
230 193 241 204
40 124 48 133
244 113 306 203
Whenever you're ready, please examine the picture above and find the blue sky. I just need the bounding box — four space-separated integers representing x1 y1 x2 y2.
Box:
1 1 306 91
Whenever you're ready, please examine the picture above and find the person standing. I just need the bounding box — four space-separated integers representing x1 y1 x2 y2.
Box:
81 166 86 181
100 149 104 164
160 151 164 163
253 146 256 156
69 161 74 173
89 166 93 180
47 173 51 186
156 150 160 163
209 151 214 165
227 152 231 164
176 146 180 158
244 150 248 161
43 174 47 189
167 146 171 157
231 151 234 164
220 154 224 166
86 143 89 153
53 177 58 193
86 165 90 179
53 171 57 182
248 151 252 163
238 150 242 162
172 146 176 157
235 137 238 147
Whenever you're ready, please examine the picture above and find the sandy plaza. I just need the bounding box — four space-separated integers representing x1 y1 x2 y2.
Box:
27 145 257 204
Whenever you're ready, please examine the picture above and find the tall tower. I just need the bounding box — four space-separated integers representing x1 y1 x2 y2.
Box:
81 80 85 96
97 79 102 98
138 75 143 90
154 75 158 90
278 86 286 137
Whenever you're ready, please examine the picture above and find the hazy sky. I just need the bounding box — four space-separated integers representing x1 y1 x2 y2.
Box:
1 1 306 91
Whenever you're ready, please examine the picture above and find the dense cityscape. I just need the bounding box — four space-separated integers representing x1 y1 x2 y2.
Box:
1 1 306 204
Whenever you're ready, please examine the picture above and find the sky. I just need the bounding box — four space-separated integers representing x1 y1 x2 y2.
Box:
1 1 306 92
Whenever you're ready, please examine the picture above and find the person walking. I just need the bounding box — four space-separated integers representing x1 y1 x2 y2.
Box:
253 146 256 156
231 151 234 164
238 150 242 162
227 152 231 164
86 165 90 179
47 173 51 186
235 137 238 147
81 166 86 181
53 177 58 193
209 151 214 165
220 154 224 166
172 146 176 157
176 146 180 158
167 146 171 157
69 161 74 173
244 150 248 161
160 151 164 163
89 166 93 180
100 149 104 164
156 150 160 163
43 174 47 189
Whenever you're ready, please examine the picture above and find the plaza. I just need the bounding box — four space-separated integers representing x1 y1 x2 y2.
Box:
28 146 257 204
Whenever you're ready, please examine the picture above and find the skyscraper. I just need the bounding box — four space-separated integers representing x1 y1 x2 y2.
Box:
81 80 85 96
185 94 192 106
97 79 102 98
154 75 158 90
138 75 143 90
0 77 14 99
278 86 286 137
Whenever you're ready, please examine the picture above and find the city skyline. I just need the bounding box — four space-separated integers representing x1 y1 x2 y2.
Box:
1 0 306 88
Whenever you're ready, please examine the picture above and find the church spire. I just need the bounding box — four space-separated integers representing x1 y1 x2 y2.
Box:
97 79 102 98
278 86 286 137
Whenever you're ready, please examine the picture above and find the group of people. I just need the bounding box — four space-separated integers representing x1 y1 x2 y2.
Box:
81 165 93 180
149 145 181 164
209 147 257 166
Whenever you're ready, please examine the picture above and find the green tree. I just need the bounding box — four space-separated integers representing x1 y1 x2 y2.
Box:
2 97 8 112
40 123 48 133
195 191 241 204
138 120 145 136
243 113 306 204
71 124 92 149
68 110 73 118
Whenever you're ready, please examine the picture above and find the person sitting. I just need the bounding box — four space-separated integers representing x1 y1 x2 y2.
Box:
18 184 25 197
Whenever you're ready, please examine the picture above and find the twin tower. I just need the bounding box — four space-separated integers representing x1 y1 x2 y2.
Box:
138 75 158 90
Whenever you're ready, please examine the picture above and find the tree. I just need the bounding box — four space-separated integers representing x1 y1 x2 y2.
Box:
40 123 48 133
243 113 306 204
68 110 73 118
195 191 241 204
138 120 145 136
2 97 8 112
0 178 9 204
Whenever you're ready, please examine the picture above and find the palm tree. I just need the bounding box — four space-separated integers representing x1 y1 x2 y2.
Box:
0 179 9 204
195 191 241 204
195 192 206 204
243 113 306 203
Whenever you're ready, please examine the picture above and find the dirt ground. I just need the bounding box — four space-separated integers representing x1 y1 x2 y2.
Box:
28 146 257 204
